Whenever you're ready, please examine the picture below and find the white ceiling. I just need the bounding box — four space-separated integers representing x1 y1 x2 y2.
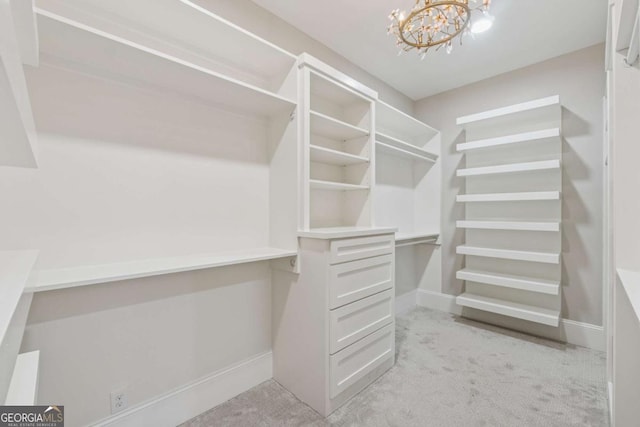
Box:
251 0 608 100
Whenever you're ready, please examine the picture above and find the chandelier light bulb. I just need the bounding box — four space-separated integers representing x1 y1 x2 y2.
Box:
470 11 494 34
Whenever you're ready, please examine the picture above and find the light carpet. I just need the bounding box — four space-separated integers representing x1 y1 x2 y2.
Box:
181 307 608 427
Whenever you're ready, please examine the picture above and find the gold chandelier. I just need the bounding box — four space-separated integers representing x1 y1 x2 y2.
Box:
388 0 492 58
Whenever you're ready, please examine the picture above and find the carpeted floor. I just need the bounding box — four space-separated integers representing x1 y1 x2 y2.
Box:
181 307 609 427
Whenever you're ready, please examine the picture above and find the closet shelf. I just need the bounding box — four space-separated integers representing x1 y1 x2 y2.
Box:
456 128 560 152
457 269 560 295
298 227 397 239
456 245 560 264
0 250 39 348
310 111 369 141
310 145 369 166
456 95 561 127
29 248 297 293
5 351 39 405
456 191 561 203
37 11 296 119
376 132 438 162
376 100 438 141
456 221 560 232
310 179 369 191
617 269 640 324
456 293 560 327
0 1 38 168
616 0 640 51
457 160 560 177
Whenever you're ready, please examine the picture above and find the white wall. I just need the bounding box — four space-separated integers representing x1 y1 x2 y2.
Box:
415 44 606 327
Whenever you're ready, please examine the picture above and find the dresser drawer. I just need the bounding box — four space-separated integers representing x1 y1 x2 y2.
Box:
329 234 394 265
330 289 393 354
328 254 393 309
329 323 394 398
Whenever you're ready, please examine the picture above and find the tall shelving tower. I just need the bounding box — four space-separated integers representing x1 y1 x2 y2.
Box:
454 96 563 328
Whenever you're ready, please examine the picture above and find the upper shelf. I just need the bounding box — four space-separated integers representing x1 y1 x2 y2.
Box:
310 111 369 141
29 248 297 293
456 128 561 152
0 0 38 168
376 100 438 142
38 0 296 88
456 95 561 128
309 67 372 107
36 11 296 118
457 160 561 177
376 133 438 163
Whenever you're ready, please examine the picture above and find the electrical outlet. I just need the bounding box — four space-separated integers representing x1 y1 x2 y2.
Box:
110 388 128 414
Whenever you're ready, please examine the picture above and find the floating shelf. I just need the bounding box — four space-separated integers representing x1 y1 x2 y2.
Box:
457 191 561 203
457 268 560 295
36 11 296 119
298 226 397 239
456 245 560 264
457 160 560 177
456 95 561 127
0 1 38 168
376 132 438 162
310 145 369 166
310 111 369 141
456 128 560 152
456 293 560 327
456 220 560 232
376 100 438 141
310 179 369 191
5 351 39 405
29 248 297 293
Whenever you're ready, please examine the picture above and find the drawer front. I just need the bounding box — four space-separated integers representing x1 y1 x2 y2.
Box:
330 323 394 398
330 289 394 354
329 254 393 309
329 234 394 265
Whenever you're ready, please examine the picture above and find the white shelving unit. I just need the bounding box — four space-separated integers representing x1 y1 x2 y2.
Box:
455 96 563 328
301 55 376 231
373 100 441 243
0 0 39 168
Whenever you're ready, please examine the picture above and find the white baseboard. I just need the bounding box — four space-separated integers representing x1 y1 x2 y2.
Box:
395 290 418 315
90 351 273 427
416 289 605 351
416 289 462 316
